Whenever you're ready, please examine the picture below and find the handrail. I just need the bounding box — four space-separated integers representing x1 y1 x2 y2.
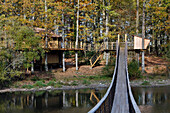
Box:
88 40 119 113
125 41 141 113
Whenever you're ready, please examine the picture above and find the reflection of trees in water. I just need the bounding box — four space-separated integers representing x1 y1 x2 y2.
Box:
133 87 169 105
0 89 106 113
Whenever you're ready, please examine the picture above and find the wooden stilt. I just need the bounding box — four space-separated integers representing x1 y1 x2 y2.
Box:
31 61 34 74
76 90 78 107
45 52 48 71
75 51 78 71
63 51 65 72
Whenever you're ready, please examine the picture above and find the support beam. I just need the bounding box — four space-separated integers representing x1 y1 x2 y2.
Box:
76 90 78 107
63 51 65 72
63 90 66 107
75 51 78 71
106 52 109 65
45 92 48 107
118 34 120 44
45 52 48 72
31 61 34 74
125 34 127 42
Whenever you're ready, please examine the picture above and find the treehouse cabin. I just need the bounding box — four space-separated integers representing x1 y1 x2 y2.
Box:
34 28 63 68
34 28 85 70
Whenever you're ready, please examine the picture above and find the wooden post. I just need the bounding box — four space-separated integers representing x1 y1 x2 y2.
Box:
31 61 34 74
80 41 82 48
63 91 66 107
63 51 65 72
65 41 66 48
125 34 127 42
75 51 78 71
57 38 59 48
76 90 78 107
70 41 71 49
118 34 120 44
45 92 48 107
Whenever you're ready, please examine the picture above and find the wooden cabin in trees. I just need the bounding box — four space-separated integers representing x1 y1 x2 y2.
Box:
34 28 85 70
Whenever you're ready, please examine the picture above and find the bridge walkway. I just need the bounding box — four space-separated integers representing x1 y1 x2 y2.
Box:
111 47 129 113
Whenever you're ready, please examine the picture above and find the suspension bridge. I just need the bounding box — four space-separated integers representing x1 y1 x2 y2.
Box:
88 40 141 113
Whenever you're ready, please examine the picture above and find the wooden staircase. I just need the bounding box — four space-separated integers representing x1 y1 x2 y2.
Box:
89 43 104 68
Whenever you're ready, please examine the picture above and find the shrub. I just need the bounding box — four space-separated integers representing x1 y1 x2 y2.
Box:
54 81 63 88
141 81 150 85
22 84 34 89
102 65 114 77
31 76 40 81
33 81 46 87
82 79 91 85
128 60 141 79
47 81 56 86
71 81 78 86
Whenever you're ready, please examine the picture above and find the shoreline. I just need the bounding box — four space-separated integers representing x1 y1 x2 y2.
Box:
0 81 170 93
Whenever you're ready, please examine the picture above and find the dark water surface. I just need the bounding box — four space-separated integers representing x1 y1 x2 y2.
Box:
0 86 169 113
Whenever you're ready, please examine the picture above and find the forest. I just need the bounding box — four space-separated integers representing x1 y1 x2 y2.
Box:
0 0 169 87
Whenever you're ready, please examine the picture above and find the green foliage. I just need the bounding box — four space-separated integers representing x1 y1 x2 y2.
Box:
82 79 91 85
52 78 57 82
33 81 47 88
0 23 44 88
141 81 150 85
30 76 40 81
12 26 45 69
47 81 55 86
22 84 34 89
80 51 99 65
70 81 78 86
128 60 141 79
102 65 114 77
35 91 46 96
54 81 63 88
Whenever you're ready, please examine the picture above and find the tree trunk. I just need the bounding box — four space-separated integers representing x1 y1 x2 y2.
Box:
106 0 109 66
62 10 65 72
136 0 140 66
44 0 48 72
142 0 146 73
75 0 79 71
45 35 48 72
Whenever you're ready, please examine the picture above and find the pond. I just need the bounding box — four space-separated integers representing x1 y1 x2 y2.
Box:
0 86 169 113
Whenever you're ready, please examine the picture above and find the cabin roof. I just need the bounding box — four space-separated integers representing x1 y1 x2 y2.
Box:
34 27 61 38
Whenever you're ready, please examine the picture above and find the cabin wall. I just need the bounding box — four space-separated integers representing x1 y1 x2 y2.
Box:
42 51 61 64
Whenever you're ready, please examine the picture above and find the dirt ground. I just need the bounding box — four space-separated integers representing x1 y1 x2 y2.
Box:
17 55 169 87
37 55 169 81
144 55 169 75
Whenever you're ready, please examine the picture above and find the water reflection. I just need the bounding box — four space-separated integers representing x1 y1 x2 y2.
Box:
0 88 106 113
132 86 170 113
0 86 169 113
